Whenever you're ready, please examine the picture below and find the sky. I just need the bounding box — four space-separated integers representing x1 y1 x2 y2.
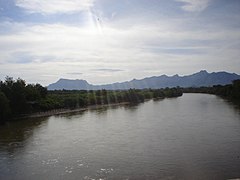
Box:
0 0 240 86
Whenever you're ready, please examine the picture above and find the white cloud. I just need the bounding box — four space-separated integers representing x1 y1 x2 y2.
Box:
15 0 94 14
176 0 211 12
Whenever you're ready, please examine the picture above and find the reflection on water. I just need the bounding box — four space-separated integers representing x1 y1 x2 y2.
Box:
0 117 48 154
0 94 240 180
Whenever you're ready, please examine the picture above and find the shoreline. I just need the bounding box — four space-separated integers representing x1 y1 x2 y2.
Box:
22 102 131 119
8 96 182 121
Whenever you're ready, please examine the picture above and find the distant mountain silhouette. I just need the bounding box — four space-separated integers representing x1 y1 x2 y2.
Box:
47 70 240 90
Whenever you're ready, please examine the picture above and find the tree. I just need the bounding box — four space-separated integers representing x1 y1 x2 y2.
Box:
35 84 47 98
0 91 10 123
11 78 28 114
232 80 240 100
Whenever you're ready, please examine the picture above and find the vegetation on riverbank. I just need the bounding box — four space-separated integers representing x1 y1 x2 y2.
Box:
0 77 183 123
183 79 240 104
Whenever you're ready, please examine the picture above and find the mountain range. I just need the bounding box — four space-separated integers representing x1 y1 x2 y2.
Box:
48 70 240 90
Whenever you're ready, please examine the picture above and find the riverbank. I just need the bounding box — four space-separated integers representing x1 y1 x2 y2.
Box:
1 78 183 123
3 95 183 123
182 80 240 107
21 102 131 119
23 98 167 119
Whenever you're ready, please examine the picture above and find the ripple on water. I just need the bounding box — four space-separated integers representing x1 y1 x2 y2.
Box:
65 166 74 174
95 168 114 179
97 168 114 174
41 158 59 165
83 176 101 180
76 159 89 168
8 142 23 148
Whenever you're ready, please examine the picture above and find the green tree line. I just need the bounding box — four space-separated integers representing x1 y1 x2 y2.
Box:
45 87 183 110
0 77 183 123
0 77 47 123
182 79 240 103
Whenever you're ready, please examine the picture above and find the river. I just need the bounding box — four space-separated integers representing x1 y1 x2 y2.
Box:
0 93 240 180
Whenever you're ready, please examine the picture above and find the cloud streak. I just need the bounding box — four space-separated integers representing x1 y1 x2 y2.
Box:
67 72 83 75
15 0 94 14
176 0 211 12
92 69 124 72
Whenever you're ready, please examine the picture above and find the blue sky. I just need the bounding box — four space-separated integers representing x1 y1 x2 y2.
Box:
0 0 240 85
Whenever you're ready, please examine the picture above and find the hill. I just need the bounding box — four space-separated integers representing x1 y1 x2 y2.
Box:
47 70 240 90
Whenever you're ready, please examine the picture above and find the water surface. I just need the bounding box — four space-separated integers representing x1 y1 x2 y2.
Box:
0 94 240 180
